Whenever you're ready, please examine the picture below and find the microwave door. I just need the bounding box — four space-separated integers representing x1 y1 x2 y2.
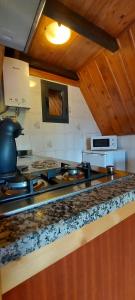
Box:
93 138 110 148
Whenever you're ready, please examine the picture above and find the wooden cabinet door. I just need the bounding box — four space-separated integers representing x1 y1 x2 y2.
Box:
3 213 135 300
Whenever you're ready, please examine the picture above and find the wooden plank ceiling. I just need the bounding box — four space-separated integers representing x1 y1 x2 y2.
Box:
27 0 135 74
28 15 101 72
13 0 135 135
59 0 135 36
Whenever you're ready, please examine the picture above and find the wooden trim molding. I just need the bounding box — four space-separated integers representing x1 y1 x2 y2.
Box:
29 67 80 87
1 199 135 296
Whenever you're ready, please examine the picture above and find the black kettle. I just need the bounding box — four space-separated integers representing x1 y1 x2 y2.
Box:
0 118 23 174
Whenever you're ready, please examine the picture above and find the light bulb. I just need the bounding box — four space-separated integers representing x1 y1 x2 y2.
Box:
45 22 71 45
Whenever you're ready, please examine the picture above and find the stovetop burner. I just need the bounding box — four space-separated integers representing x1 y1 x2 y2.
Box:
31 160 59 169
0 161 109 217
0 171 19 180
6 174 38 189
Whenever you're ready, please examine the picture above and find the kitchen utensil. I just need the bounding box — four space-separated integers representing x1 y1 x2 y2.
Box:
68 168 80 176
61 163 80 176
106 165 115 175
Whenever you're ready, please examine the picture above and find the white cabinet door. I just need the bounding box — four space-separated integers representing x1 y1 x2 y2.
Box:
82 150 126 170
82 152 108 167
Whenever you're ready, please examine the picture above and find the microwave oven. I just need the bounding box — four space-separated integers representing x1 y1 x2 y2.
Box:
86 135 117 151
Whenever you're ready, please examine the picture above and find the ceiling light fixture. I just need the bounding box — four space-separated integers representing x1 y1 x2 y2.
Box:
45 22 71 45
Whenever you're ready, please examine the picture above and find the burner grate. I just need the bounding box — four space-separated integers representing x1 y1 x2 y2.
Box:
0 162 109 209
31 160 59 169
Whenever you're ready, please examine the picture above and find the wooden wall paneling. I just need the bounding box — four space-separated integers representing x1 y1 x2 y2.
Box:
3 213 135 300
81 58 123 134
105 50 135 131
79 78 104 131
79 62 116 135
79 79 112 135
91 54 130 133
94 52 132 134
79 66 113 134
78 21 135 136
118 23 135 98
83 64 116 133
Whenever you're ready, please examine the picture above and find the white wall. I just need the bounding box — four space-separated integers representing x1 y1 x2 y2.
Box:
118 136 135 172
3 75 135 171
16 76 100 162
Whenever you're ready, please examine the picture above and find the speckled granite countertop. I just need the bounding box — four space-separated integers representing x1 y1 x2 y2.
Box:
1 174 135 266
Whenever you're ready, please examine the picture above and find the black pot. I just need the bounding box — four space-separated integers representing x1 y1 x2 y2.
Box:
61 163 80 176
67 167 80 176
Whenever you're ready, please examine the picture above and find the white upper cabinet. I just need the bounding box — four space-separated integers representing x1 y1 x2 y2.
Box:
0 0 45 51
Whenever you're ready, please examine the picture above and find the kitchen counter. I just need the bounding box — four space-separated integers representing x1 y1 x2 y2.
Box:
1 171 135 267
1 168 135 296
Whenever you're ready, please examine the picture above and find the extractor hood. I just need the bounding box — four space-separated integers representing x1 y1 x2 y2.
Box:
0 0 46 52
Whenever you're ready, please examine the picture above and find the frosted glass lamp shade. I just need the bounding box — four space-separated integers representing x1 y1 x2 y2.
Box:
45 22 71 45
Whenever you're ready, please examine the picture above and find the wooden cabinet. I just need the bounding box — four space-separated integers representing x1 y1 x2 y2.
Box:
3 213 135 300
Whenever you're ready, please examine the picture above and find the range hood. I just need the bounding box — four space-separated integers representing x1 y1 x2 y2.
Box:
0 0 46 52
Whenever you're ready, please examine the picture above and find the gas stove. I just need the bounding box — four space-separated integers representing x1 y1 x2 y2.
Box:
0 160 109 217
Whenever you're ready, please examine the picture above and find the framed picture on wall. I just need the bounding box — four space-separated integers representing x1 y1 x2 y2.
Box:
41 80 69 123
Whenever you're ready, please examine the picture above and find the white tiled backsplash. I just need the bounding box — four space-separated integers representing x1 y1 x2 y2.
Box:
4 75 135 171
8 76 101 162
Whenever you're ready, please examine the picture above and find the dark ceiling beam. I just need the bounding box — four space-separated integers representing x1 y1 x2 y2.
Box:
22 55 79 80
44 0 119 52
5 47 79 81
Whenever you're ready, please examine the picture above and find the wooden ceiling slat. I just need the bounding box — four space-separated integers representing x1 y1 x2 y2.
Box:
27 1 135 77
44 0 118 51
28 16 101 72
56 35 101 70
59 0 135 36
